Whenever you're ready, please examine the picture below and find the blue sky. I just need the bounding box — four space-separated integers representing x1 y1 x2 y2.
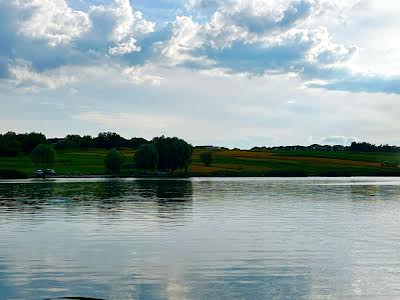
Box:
1 0 400 147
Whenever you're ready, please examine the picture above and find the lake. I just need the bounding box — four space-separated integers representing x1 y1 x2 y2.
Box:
1 177 400 299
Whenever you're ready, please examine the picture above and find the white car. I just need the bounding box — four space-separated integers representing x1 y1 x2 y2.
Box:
35 169 44 176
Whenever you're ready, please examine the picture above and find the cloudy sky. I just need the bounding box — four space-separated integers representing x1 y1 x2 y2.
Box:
1 0 400 147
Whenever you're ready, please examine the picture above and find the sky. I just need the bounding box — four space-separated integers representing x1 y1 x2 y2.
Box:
1 0 400 148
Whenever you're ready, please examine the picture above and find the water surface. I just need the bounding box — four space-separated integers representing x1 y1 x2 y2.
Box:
1 177 400 299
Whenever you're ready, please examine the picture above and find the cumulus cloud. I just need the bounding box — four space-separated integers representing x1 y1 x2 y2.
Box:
7 60 76 91
159 16 208 65
0 0 399 95
13 0 91 46
109 37 141 55
83 0 155 57
0 0 158 90
304 27 358 66
156 1 358 69
88 0 154 43
159 0 400 95
205 0 314 34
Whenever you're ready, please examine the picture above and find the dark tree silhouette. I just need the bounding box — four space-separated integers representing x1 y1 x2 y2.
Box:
200 152 213 166
31 144 56 170
134 143 159 172
96 132 123 149
21 132 46 154
152 136 192 173
104 148 124 174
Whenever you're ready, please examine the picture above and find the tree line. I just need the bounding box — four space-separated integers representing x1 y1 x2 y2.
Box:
251 142 400 153
2 131 400 163
0 131 193 176
23 135 192 176
0 132 46 156
51 132 148 150
0 131 149 156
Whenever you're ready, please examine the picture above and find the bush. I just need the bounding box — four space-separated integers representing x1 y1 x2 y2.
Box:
31 144 56 169
152 136 192 173
105 148 124 174
200 152 213 166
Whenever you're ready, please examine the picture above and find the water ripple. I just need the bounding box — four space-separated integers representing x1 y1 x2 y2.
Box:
1 178 400 299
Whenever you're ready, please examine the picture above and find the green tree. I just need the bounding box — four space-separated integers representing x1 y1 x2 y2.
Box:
21 132 46 154
134 143 159 172
200 152 213 166
152 136 192 173
0 132 21 156
126 137 148 149
176 138 192 173
96 132 124 149
80 135 95 148
104 148 124 174
31 144 56 170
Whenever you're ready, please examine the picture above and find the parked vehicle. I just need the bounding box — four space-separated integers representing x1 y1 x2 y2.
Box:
45 169 56 176
34 169 55 177
34 169 44 177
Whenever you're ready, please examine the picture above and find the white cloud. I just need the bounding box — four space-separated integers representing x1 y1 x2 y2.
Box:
159 16 208 65
5 59 166 92
300 27 358 66
8 60 76 91
15 0 91 46
109 37 141 55
89 0 154 43
122 64 164 86
0 0 400 98
7 0 155 51
157 0 357 76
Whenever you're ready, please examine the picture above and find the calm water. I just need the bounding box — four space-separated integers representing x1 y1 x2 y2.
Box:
1 177 400 299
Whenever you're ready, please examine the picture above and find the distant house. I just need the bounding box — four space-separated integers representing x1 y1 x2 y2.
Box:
47 138 64 146
196 145 221 151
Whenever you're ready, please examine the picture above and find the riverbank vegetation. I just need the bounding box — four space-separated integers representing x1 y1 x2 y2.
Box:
1 131 400 178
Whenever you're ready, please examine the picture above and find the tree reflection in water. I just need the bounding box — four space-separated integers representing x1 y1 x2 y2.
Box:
0 179 193 219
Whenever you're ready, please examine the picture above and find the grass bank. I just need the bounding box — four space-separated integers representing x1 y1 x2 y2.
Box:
1 148 400 178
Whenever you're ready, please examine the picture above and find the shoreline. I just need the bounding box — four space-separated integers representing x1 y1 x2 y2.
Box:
1 173 400 180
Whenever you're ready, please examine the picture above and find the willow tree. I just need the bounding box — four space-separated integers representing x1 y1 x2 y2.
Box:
31 144 56 170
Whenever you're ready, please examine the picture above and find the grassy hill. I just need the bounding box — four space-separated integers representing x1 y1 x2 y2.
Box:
1 147 400 178
190 149 400 177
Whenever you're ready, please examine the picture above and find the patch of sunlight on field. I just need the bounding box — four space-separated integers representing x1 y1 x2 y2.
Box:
237 156 381 167
190 163 271 173
215 150 275 159
189 164 227 173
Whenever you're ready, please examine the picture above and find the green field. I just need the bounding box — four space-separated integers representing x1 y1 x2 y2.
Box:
0 148 135 176
1 148 400 177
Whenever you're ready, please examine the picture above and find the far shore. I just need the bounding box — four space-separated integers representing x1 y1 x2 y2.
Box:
2 173 400 181
3 147 400 179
